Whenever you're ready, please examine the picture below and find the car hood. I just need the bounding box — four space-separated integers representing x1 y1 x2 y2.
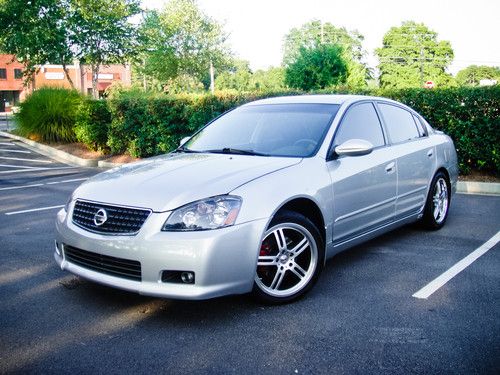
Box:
73 153 301 211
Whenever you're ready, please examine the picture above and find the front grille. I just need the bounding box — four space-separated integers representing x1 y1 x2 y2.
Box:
72 200 151 235
64 245 142 281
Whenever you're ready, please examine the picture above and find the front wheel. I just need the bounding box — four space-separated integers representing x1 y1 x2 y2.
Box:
421 172 450 230
253 211 324 304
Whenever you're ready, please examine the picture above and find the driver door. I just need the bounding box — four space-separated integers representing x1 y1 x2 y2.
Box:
326 102 397 245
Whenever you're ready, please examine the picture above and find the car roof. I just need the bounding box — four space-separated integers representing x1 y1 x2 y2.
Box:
243 94 389 106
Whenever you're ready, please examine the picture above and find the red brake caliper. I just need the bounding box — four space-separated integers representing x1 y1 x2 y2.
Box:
258 242 272 277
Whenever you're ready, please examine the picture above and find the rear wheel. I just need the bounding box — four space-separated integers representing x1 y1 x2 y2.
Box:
422 172 450 230
253 211 324 304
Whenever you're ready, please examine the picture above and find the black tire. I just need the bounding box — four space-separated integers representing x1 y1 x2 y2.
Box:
253 210 324 304
421 171 450 230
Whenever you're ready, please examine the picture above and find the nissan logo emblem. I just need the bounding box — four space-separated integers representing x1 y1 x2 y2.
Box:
93 208 108 226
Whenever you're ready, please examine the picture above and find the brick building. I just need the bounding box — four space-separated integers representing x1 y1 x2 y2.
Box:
0 54 25 112
0 54 132 112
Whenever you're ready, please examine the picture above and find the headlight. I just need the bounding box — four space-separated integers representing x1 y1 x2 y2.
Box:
64 194 74 212
162 196 242 231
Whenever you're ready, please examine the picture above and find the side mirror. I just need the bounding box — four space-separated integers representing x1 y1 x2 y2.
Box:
334 139 374 157
179 136 190 147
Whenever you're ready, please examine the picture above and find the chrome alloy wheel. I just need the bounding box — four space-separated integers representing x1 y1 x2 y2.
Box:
255 223 318 298
432 177 449 224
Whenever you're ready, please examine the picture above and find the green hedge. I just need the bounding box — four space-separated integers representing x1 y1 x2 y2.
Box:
18 86 497 175
106 87 499 175
74 98 112 152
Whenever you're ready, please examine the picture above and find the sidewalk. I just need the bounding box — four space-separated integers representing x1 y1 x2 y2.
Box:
0 129 498 195
0 112 15 131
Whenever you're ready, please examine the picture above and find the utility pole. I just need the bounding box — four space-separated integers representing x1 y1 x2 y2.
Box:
419 46 424 87
210 60 215 94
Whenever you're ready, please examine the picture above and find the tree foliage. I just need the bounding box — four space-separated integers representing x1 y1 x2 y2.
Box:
376 21 454 89
215 60 286 92
456 65 500 86
138 0 231 92
282 20 368 89
0 0 140 96
251 67 286 91
69 0 141 98
0 0 73 86
285 45 347 90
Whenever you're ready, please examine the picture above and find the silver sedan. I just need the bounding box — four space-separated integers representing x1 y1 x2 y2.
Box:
55 95 458 303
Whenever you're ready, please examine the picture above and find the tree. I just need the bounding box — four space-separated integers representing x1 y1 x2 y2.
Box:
138 0 231 92
0 0 74 87
284 45 347 91
376 21 454 89
251 67 286 91
456 65 500 86
283 20 369 89
215 59 252 91
69 0 140 98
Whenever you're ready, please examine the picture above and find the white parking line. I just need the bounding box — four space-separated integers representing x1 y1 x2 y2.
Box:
0 156 52 163
0 166 75 174
413 231 500 299
0 177 88 191
0 184 44 191
5 205 65 216
0 149 31 154
0 142 13 145
0 163 41 169
46 178 88 184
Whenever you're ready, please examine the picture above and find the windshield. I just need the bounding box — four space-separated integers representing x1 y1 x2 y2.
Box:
183 104 340 157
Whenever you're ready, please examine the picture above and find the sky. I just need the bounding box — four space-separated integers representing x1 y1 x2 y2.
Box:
143 0 500 76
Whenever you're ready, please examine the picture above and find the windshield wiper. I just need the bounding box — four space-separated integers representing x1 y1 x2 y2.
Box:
205 148 269 156
174 145 202 153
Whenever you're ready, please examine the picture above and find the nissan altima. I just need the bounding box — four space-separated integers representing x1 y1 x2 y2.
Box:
55 95 458 303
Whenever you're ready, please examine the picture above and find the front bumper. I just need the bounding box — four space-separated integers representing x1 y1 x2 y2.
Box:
55 208 268 300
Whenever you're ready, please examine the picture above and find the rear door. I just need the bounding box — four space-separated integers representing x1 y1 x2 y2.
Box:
376 103 436 220
327 101 397 244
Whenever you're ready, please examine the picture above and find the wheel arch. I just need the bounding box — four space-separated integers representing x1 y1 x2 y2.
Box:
433 166 452 195
273 197 326 245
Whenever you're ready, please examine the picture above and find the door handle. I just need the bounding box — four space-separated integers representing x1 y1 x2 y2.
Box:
427 149 434 157
385 161 395 173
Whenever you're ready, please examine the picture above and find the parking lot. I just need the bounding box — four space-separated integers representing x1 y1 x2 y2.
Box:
0 134 499 374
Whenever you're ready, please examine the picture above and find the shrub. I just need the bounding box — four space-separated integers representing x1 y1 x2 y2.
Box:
16 87 82 142
74 99 112 152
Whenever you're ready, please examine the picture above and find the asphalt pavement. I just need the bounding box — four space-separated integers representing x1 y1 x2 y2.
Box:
0 135 499 374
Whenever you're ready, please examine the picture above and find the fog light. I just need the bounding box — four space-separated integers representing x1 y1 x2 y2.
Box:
181 272 195 284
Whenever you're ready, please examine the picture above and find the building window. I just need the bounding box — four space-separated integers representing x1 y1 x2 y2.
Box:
14 69 23 79
0 68 6 79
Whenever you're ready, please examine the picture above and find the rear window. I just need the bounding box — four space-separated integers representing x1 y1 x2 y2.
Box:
378 103 420 143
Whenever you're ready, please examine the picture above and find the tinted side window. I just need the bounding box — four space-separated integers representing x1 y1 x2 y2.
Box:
378 103 420 143
0 68 6 79
334 102 385 147
412 114 427 137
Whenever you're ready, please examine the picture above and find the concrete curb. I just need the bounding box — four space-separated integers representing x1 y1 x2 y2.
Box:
0 130 98 167
1 130 498 195
457 181 500 195
97 160 125 168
